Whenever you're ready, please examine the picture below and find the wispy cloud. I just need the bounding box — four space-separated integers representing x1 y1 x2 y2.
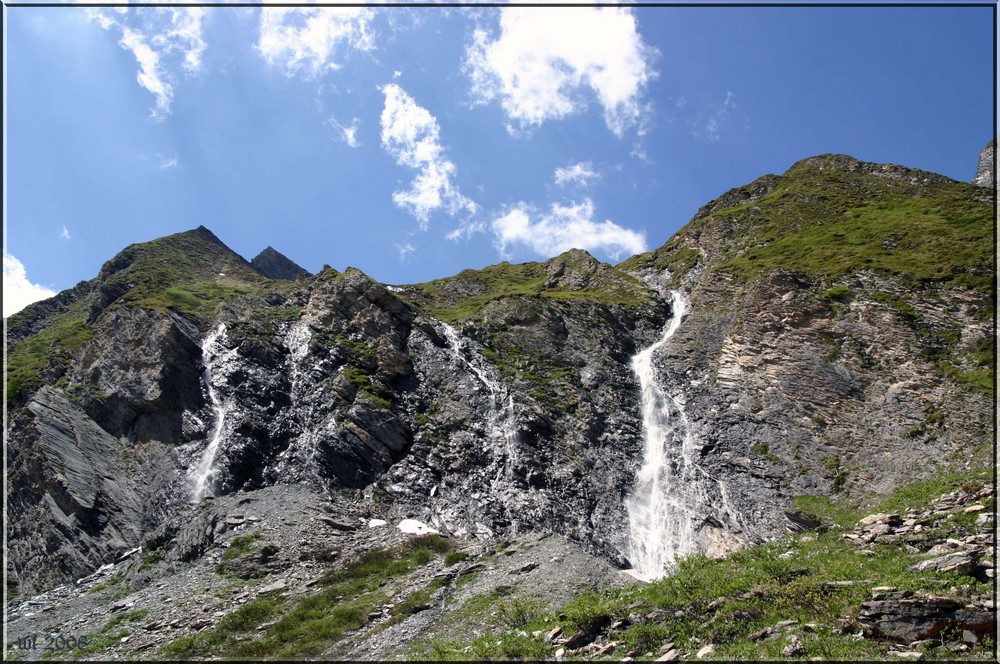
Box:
445 220 486 242
491 199 646 261
257 7 375 79
89 8 206 119
327 116 361 148
157 153 179 169
3 253 56 318
380 83 478 228
554 161 599 187
119 27 172 117
396 241 415 260
466 7 658 137
695 91 736 141
59 225 72 240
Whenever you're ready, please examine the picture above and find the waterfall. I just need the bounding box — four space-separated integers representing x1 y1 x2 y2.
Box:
190 323 232 502
625 290 706 581
284 321 335 475
439 323 518 473
286 322 312 390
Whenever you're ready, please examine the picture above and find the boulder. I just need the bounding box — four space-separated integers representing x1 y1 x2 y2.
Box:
909 553 975 576
857 595 994 643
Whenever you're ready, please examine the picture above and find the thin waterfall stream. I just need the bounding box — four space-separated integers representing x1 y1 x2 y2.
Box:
439 323 518 475
284 322 329 472
190 323 232 502
625 290 708 581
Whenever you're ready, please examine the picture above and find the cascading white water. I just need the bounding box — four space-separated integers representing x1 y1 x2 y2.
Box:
440 323 518 470
285 322 321 469
625 290 707 581
190 323 232 502
286 322 312 388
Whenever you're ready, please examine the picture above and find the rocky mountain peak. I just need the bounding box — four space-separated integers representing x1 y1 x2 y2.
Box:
973 138 995 188
250 246 310 281
97 226 247 280
191 224 225 243
82 227 271 321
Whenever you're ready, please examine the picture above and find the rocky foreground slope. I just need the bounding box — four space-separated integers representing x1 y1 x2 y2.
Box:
4 147 995 660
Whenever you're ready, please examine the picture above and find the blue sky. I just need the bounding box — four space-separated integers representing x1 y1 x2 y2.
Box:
3 4 995 317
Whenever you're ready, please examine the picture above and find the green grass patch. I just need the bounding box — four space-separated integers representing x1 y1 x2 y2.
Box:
87 575 130 599
102 608 149 633
822 284 851 302
140 548 166 571
159 595 286 659
750 442 782 464
6 300 92 407
710 166 993 293
162 535 455 659
227 305 304 342
443 551 468 566
402 250 652 323
340 366 393 409
69 629 130 661
222 530 264 561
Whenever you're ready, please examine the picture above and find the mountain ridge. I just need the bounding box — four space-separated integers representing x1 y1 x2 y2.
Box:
4 149 995 661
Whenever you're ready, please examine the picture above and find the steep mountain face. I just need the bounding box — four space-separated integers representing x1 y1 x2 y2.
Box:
6 227 285 592
5 154 994 606
250 246 310 281
617 154 994 557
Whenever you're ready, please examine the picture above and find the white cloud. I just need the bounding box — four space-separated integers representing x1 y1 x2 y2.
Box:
554 161 599 187
396 242 415 259
3 253 57 318
157 153 179 169
119 27 172 117
257 7 375 79
327 116 361 148
466 7 658 137
59 225 72 240
445 219 486 242
380 83 478 228
491 199 646 261
88 8 206 118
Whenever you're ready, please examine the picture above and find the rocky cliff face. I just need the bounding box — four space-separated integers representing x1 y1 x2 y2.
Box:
5 154 994 607
973 138 995 188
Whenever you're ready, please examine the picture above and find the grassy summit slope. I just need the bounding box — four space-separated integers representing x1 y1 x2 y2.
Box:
622 155 994 295
401 248 654 324
92 225 276 316
5 226 279 407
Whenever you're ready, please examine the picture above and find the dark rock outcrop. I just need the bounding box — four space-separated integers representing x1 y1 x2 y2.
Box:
7 388 146 592
251 246 310 280
857 595 994 643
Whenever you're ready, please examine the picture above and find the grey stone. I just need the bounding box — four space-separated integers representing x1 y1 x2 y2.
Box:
910 553 975 576
973 138 995 188
858 595 994 643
